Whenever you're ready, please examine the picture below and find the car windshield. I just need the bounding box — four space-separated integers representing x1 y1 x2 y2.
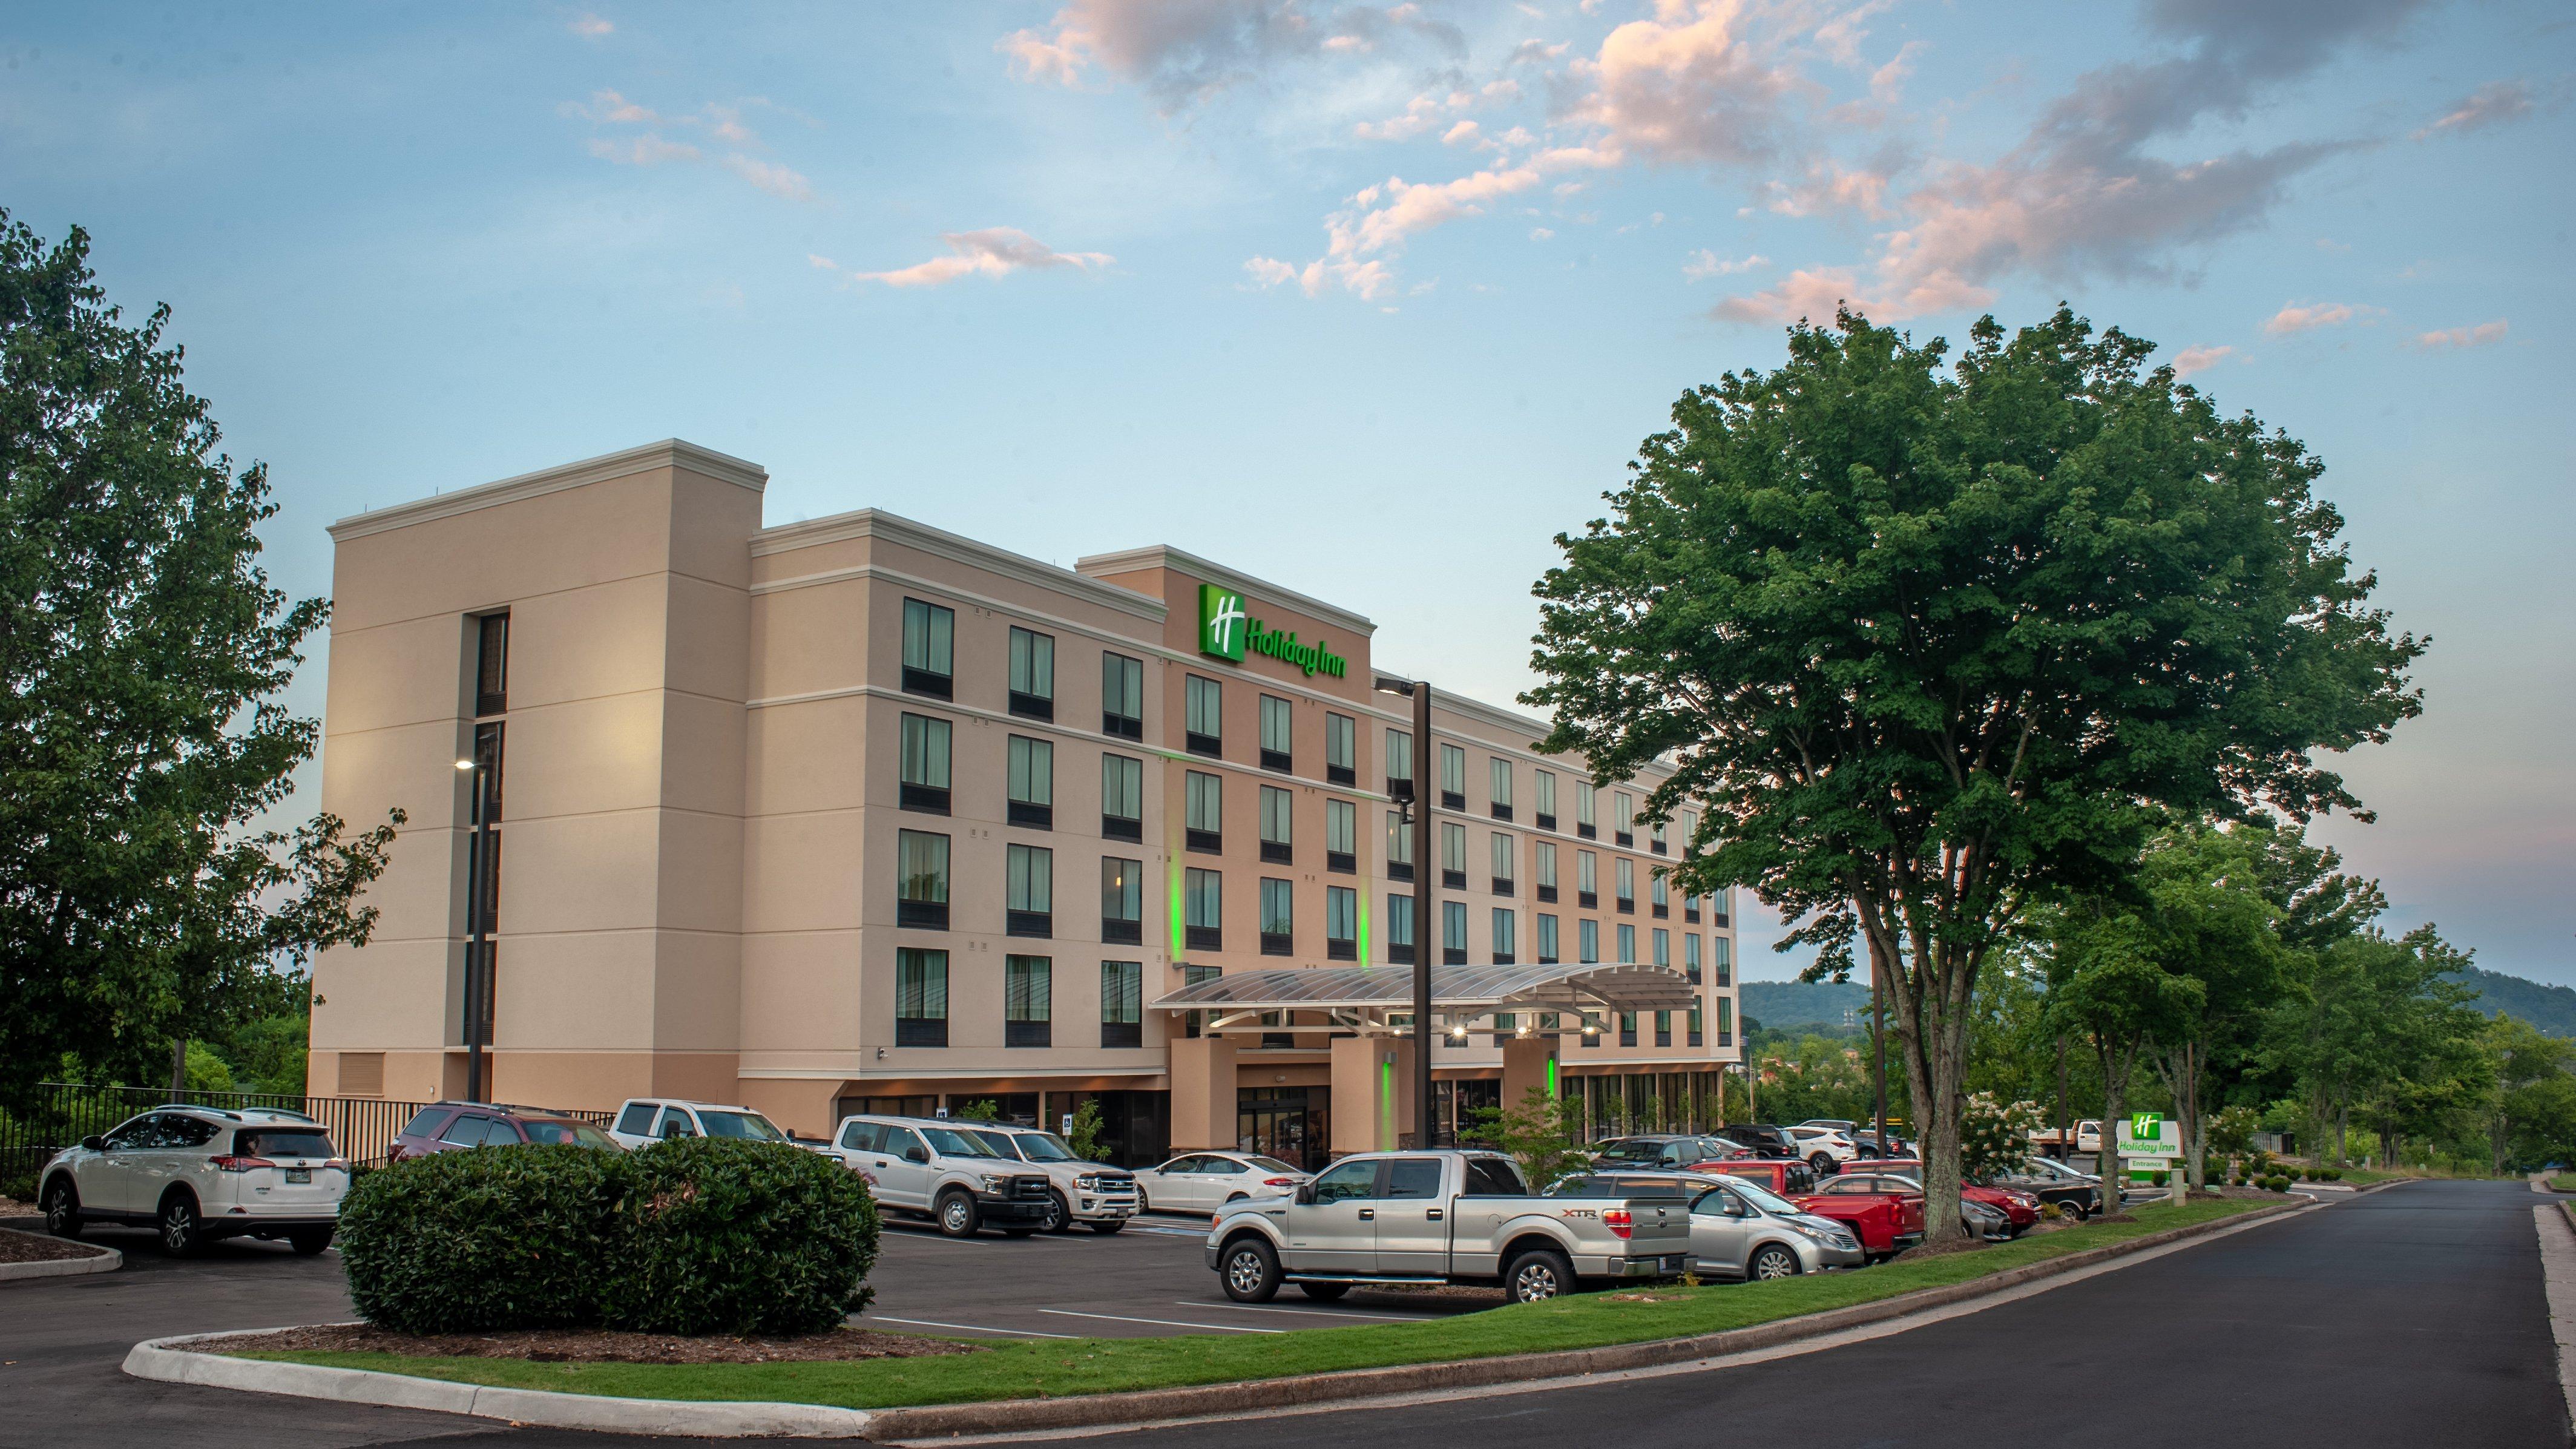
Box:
1594 1140 1668 1162
522 1120 617 1148
698 1111 785 1142
1015 1133 1079 1162
968 1131 1022 1157
1728 1178 1802 1215
235 1128 336 1159
921 1126 1002 1157
1246 1155 1301 1175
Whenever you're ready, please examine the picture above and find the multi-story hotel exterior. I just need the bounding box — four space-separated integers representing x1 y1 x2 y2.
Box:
308 440 1741 1167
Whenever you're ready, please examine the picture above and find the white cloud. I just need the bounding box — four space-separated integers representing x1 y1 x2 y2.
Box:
2263 301 2367 335
569 12 614 39
587 134 700 166
1562 0 1801 169
2414 80 2534 140
723 155 813 202
851 228 1114 288
2408 319 2508 350
997 0 1462 111
1442 120 1484 146
1530 226 1554 240
807 254 838 270
2170 343 2234 378
1682 249 1767 280
573 88 661 124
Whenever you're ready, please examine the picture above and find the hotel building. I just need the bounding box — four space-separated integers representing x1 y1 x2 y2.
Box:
307 441 1741 1166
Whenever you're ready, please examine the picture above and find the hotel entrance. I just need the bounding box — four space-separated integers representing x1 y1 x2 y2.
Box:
1237 1085 1330 1172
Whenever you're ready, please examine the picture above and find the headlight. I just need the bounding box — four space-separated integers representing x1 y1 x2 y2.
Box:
1076 1174 1101 1189
979 1174 1007 1192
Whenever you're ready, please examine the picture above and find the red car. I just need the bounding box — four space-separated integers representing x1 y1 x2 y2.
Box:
1793 1172 1927 1260
1705 1158 1821 1196
1852 1159 2042 1235
386 1102 620 1161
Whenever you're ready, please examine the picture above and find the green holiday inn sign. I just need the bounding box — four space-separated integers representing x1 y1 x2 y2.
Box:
1199 583 1347 679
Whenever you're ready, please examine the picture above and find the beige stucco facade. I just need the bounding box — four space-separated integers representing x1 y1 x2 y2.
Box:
307 440 1742 1165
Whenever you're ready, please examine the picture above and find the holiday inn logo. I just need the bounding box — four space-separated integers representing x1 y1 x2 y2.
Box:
2131 1112 2162 1140
1197 581 1348 679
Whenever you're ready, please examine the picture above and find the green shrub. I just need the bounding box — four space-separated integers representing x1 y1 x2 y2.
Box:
604 1137 879 1336
2264 1174 2292 1192
338 1145 632 1334
2320 1168 2341 1182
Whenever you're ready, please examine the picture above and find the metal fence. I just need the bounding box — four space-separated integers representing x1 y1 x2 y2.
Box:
0 1082 614 1193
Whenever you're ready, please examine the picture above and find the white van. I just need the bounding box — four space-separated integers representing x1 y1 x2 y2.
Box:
606 1099 793 1151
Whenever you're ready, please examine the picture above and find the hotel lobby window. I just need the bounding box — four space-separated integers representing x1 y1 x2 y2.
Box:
901 598 953 700
898 712 951 814
1102 651 1144 740
1008 626 1054 721
895 948 947 1046
895 830 949 930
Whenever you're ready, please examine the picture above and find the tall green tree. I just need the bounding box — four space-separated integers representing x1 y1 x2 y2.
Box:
1525 308 2422 1239
0 212 401 1109
2484 1015 2576 1174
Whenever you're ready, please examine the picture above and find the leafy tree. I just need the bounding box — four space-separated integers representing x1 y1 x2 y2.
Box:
2485 1015 2576 1173
952 1099 1002 1122
1464 1085 1592 1188
1959 1092 2043 1181
0 212 401 1109
1064 1099 1108 1163
1526 309 2421 1237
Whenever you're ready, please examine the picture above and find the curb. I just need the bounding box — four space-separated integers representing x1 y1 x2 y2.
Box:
0 1228 120 1284
123 1329 875 1439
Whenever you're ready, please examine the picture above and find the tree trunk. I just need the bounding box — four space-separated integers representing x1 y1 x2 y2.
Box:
2054 1033 2068 1138
2095 1040 2130 1206
169 1037 187 1095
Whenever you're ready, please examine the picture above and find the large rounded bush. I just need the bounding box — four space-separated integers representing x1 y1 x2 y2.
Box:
603 1137 880 1336
338 1145 632 1333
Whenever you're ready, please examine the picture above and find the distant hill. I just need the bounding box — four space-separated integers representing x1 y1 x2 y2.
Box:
1740 979 1874 1031
2452 964 2576 1039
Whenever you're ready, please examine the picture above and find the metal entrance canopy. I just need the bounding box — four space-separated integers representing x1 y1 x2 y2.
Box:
1149 961 1700 1037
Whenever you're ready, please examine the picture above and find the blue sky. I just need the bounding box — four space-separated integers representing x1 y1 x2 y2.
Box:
5 1 2569 983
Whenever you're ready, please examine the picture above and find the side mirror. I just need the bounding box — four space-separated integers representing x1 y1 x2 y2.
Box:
1294 1183 1318 1206
81 1135 105 1152
902 1145 928 1163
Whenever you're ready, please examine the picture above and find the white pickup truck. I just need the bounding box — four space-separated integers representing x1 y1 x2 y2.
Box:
1205 1149 1691 1304
2028 1119 2103 1158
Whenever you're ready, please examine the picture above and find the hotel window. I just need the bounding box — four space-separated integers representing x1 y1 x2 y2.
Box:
898 713 951 814
1387 892 1416 965
1185 675 1223 757
1489 831 1515 895
1536 913 1560 965
1185 771 1223 853
473 612 510 717
1652 928 1670 968
1684 889 1701 924
1488 758 1514 820
1260 694 1293 773
1385 809 1414 881
1615 858 1635 913
1677 810 1695 853
1491 907 1517 965
1101 754 1143 843
1184 867 1223 951
1260 878 1295 956
1439 744 1467 810
1714 935 1732 987
1718 996 1734 1046
1688 1005 1703 1048
1100 961 1143 1048
1579 919 1599 964
1006 735 1053 830
1385 727 1413 797
1577 850 1598 908
1441 823 1467 890
1005 843 1053 938
1618 923 1637 963
1534 840 1559 902
1534 769 1557 831
1325 712 1356 786
1576 781 1597 838
1326 885 1358 959
895 948 948 1046
1684 932 1702 984
1651 820 1667 856
1614 790 1634 847
1651 873 1669 918
1712 887 1730 928
1325 798 1357 873
1182 962 1220 1038
1004 955 1052 1048
1654 1010 1672 1048
1260 785 1293 864
1579 1010 1603 1047
895 830 949 930
901 599 954 700
1442 901 1468 965
1620 1011 1638 1047
1102 651 1145 740
1008 627 1054 721
1101 856 1143 945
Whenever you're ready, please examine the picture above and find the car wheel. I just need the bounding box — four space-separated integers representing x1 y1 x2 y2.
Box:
1087 1220 1125 1235
1749 1244 1801 1281
159 1192 206 1258
1135 1187 1155 1213
1042 1192 1072 1233
1221 1237 1282 1303
1809 1154 1835 1176
1299 1281 1351 1301
1503 1247 1576 1303
936 1191 980 1238
41 1178 82 1239
288 1227 335 1257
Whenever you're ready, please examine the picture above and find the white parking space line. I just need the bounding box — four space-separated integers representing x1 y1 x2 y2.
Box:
1177 1301 1438 1321
1037 1309 1281 1334
874 1315 1079 1339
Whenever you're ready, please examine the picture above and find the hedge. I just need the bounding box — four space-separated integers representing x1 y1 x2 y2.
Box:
337 1138 878 1336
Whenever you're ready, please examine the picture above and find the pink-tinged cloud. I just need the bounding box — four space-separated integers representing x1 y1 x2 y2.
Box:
1563 0 1796 169
2408 320 2508 350
997 0 1462 110
2264 302 2363 335
575 88 662 125
1710 263 1987 326
853 229 1114 288
1682 249 1767 280
570 13 614 39
723 155 813 202
587 134 700 166
2171 344 2233 378
2414 80 2534 139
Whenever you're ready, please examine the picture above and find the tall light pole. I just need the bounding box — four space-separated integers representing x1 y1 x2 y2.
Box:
455 754 494 1103
1373 672 1435 1151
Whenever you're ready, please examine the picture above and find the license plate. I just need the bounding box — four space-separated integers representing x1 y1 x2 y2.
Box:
1664 1255 1686 1271
286 1168 311 1183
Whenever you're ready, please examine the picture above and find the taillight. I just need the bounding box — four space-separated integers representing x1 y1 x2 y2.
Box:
208 1155 277 1173
1602 1208 1634 1239
325 1158 349 1171
1263 1177 1296 1187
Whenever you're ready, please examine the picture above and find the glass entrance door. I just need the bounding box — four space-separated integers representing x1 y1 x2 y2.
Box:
1237 1086 1332 1171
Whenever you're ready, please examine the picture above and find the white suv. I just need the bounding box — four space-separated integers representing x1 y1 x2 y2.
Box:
958 1123 1139 1234
1787 1126 1858 1175
606 1098 795 1151
39 1105 348 1257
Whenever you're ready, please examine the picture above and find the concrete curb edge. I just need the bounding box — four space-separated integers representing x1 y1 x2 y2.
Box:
0 1227 120 1284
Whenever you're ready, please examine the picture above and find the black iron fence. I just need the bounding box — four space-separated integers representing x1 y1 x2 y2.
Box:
1 1082 615 1195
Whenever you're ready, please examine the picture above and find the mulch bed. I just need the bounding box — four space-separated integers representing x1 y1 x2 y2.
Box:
191 1322 982 1365
0 1226 112 1264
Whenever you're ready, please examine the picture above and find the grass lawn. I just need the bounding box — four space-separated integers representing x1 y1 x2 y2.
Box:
239 1198 2272 1410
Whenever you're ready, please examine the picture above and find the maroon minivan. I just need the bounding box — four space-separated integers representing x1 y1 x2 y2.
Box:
386 1102 620 1161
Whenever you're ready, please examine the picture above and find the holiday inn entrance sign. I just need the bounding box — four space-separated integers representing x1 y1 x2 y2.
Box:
1199 583 1348 679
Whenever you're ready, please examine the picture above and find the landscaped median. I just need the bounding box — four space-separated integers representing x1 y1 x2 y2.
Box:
180 1195 2289 1437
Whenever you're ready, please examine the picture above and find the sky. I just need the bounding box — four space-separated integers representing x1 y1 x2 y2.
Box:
4 1 2569 984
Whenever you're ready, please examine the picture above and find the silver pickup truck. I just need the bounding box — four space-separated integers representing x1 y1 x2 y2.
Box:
1205 1149 1690 1304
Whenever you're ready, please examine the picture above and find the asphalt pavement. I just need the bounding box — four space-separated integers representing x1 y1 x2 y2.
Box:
0 1181 2561 1449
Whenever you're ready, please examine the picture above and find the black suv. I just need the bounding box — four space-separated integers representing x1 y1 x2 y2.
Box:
1712 1123 1801 1159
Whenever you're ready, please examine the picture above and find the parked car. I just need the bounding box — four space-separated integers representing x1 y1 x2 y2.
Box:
1556 1169 1865 1280
386 1102 620 1161
1588 1135 1749 1171
1793 1172 1927 1260
962 1123 1140 1234
1793 1119 1858 1133
1846 1158 2040 1235
822 1114 1054 1237
1703 1157 1821 1196
1984 1157 2103 1220
1786 1126 1858 1175
39 1105 348 1257
1848 1130 1911 1158
605 1098 794 1151
1131 1151 1312 1214
1712 1123 1802 1159
2029 1119 2103 1158
1208 1149 1690 1305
